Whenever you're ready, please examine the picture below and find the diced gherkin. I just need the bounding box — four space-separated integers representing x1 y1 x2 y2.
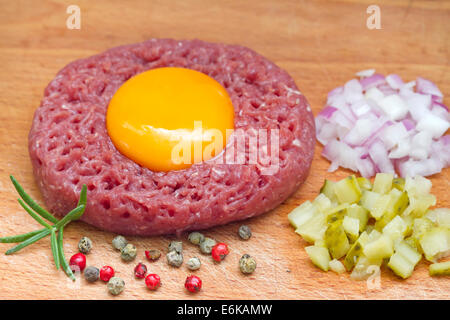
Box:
419 227 450 262
295 212 327 243
346 204 369 232
392 178 405 191
372 173 393 194
363 234 394 260
313 193 332 212
343 216 360 243
288 200 315 229
344 234 368 271
357 177 372 191
329 259 346 274
305 246 330 271
429 261 450 276
325 220 350 259
319 179 337 203
334 175 362 204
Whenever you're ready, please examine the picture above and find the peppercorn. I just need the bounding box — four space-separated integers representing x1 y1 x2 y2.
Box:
238 225 252 240
145 249 161 261
168 241 183 253
134 262 147 279
185 275 202 293
145 273 161 290
84 266 99 283
188 232 205 245
107 277 125 296
100 266 115 282
211 243 229 262
121 243 137 262
78 236 93 254
186 257 201 271
199 237 216 254
69 252 86 272
112 235 128 251
239 254 257 274
166 250 183 267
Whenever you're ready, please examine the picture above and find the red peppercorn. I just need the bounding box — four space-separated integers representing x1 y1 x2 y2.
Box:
211 242 229 262
185 275 202 293
100 266 115 282
145 274 161 290
69 253 86 272
134 262 147 279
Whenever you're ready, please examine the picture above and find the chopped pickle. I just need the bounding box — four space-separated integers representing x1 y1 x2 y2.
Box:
327 209 346 224
372 173 393 194
313 193 332 212
346 204 369 232
314 239 327 248
319 179 337 203
394 241 422 266
359 190 378 210
388 252 414 279
329 259 346 274
305 246 330 271
405 176 432 197
363 234 394 260
334 175 361 204
344 233 369 271
375 190 409 230
325 203 349 217
405 194 436 217
350 255 382 280
419 227 450 262
412 218 434 242
288 173 449 281
425 208 450 228
342 216 360 242
288 200 315 229
429 261 450 276
357 177 372 191
383 216 408 244
392 177 405 191
325 220 350 259
370 194 391 220
295 212 327 243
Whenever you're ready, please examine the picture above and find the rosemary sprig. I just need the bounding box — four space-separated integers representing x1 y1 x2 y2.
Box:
0 176 87 281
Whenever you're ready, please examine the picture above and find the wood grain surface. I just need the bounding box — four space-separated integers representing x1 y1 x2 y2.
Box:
0 0 448 300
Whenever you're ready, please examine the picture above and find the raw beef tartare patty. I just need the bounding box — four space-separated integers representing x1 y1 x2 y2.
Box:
29 39 315 236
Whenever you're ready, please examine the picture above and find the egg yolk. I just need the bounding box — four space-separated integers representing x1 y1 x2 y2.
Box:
106 67 234 172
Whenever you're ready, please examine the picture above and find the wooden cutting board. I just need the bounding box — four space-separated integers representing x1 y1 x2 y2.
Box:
0 0 448 300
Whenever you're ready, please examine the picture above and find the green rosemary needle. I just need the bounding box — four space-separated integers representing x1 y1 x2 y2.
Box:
0 176 87 281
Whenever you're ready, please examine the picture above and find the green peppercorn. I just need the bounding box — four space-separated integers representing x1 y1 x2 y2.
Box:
238 225 252 240
121 243 137 262
168 241 183 253
186 257 201 271
199 237 216 254
84 266 99 282
107 276 125 295
112 235 128 251
239 254 257 274
188 232 205 245
166 250 183 267
78 236 93 254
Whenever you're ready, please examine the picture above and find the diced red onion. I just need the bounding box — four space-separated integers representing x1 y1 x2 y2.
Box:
318 106 338 119
315 70 449 178
386 74 404 90
401 119 415 131
360 73 385 91
416 77 443 100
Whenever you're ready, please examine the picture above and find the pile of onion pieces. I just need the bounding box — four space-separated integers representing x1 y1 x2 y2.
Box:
316 69 449 178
